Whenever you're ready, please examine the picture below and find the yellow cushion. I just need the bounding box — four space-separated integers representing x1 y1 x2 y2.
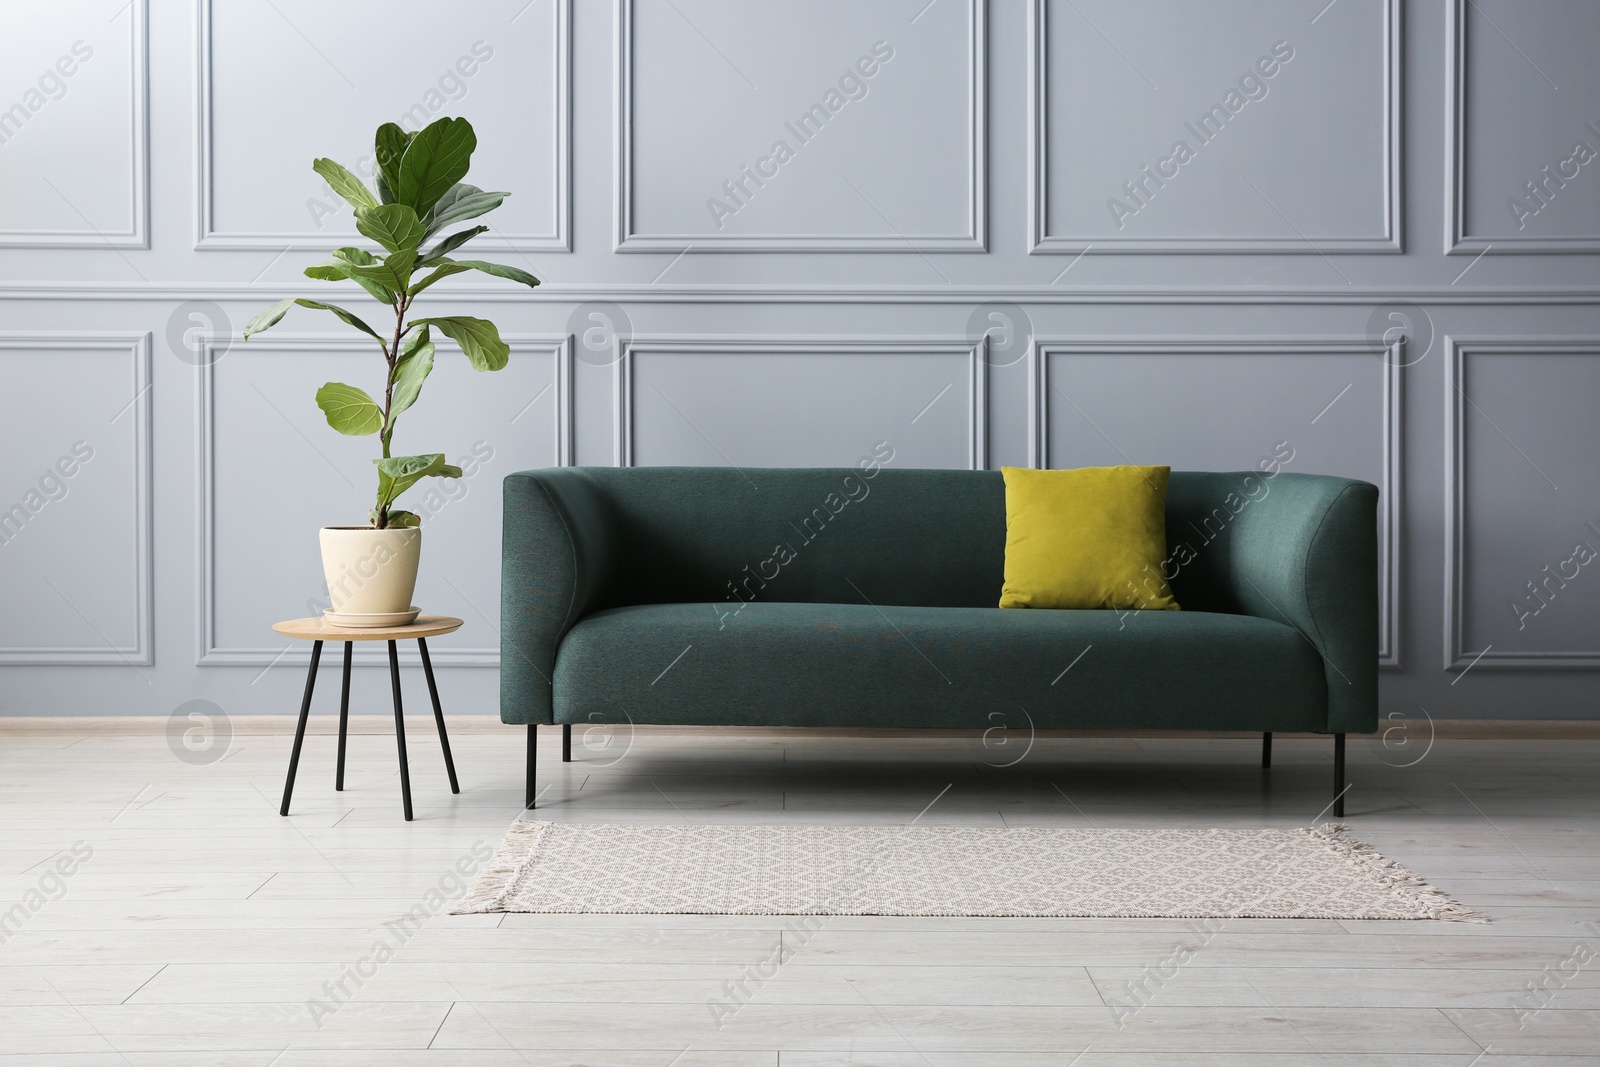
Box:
998 465 1180 611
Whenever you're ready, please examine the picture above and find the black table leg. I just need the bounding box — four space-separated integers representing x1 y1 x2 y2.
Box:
417 638 459 794
562 722 572 762
280 640 323 817
389 640 413 821
335 641 352 791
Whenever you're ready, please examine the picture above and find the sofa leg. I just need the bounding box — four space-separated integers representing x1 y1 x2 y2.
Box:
562 722 572 762
526 725 538 810
1333 733 1346 818
1261 732 1272 769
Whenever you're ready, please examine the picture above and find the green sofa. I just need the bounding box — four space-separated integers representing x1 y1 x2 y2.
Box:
502 466 1378 814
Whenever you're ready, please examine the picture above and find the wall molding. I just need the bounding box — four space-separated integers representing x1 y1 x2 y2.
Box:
613 0 987 253
0 332 152 665
1444 336 1600 669
1028 337 1401 667
1445 0 1600 255
614 335 987 469
1 0 149 249
196 333 572 667
2 282 1597 305
192 0 571 252
1029 0 1401 254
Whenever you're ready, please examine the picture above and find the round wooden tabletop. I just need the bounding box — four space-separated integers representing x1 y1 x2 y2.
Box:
272 615 463 642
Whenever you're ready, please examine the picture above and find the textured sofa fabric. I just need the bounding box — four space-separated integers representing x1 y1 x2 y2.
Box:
557 603 1328 732
501 467 1378 737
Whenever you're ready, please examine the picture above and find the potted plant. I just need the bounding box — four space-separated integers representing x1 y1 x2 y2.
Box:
244 116 538 625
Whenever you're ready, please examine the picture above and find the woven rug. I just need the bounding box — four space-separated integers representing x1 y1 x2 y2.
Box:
455 821 1482 921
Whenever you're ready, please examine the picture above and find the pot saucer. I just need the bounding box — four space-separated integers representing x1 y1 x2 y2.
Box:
323 606 420 628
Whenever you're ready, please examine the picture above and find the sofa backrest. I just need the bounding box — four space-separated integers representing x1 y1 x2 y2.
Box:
557 465 1311 614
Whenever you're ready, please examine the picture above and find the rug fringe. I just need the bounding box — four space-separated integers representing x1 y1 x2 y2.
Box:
452 820 550 914
1305 822 1487 923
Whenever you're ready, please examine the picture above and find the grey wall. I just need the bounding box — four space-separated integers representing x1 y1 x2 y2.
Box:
0 0 1596 721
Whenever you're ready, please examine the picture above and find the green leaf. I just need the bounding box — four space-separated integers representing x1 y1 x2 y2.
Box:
333 248 416 294
373 123 411 205
331 246 378 266
384 509 421 528
321 248 393 301
376 454 441 507
407 257 538 297
242 298 294 339
303 259 394 303
397 324 431 363
419 225 489 264
375 453 461 509
396 117 476 219
388 339 434 421
246 298 389 346
315 382 383 436
411 316 510 371
355 204 425 253
422 184 506 239
447 258 541 289
406 262 473 298
312 158 378 211
291 298 387 345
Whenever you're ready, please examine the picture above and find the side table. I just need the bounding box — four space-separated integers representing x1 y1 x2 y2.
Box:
272 615 463 821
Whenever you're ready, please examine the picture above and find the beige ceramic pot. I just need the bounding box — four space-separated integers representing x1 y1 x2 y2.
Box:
318 526 421 620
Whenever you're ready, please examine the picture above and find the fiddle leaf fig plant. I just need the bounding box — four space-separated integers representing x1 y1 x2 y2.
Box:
243 116 538 529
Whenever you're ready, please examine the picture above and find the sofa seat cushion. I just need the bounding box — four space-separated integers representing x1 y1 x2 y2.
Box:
552 601 1329 732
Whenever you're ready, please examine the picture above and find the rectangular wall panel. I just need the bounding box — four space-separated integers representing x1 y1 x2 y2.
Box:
1031 0 1398 253
198 334 570 666
616 0 985 251
1447 339 1600 667
0 334 150 664
1032 340 1400 665
618 338 985 470
0 0 147 247
1447 0 1600 253
196 0 568 251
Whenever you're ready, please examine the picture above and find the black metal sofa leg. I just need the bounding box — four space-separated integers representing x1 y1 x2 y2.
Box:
562 722 572 762
526 725 538 809
1261 732 1272 769
1333 733 1346 818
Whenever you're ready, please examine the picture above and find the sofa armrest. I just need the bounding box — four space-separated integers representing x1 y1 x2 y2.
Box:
500 469 619 725
1220 474 1379 735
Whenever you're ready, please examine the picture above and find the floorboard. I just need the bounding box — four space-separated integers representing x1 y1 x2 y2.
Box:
1 723 1597 1062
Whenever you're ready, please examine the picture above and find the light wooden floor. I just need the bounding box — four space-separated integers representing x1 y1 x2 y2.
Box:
2 719 1598 1065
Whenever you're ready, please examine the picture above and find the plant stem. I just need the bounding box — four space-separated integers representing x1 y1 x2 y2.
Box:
375 295 408 528
383 299 406 461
